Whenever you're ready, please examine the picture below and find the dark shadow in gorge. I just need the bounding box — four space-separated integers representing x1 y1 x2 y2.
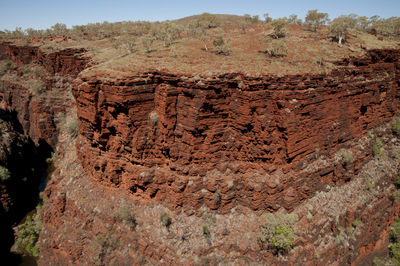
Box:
0 109 53 265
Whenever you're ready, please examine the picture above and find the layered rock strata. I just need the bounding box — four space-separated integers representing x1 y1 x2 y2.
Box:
0 41 399 265
74 49 400 211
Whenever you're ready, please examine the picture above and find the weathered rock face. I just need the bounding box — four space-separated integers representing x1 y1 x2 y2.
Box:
1 41 400 265
39 121 400 265
0 41 88 147
0 42 88 261
0 42 87 76
73 49 400 211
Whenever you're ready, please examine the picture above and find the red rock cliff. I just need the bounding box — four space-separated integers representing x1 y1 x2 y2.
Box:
1 41 400 265
0 42 88 147
73 49 400 211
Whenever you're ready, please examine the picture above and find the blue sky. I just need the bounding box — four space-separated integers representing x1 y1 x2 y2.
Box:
0 0 399 31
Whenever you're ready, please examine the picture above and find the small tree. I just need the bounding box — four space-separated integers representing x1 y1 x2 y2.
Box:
151 22 182 47
142 35 154 53
287 14 302 25
51 23 68 35
10 27 25 39
196 13 219 29
270 18 287 39
265 39 288 57
305 9 329 32
357 16 371 32
189 21 210 51
213 36 230 55
263 13 273 23
117 35 136 54
241 14 259 34
196 28 210 51
330 15 358 45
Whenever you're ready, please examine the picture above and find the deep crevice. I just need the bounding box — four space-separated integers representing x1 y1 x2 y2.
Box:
0 110 53 265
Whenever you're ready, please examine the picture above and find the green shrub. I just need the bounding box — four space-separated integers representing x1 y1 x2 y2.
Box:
396 173 400 188
0 165 11 182
160 212 171 227
270 18 287 39
265 39 288 57
372 138 384 157
14 205 42 257
305 9 329 32
392 118 400 137
352 219 361 228
212 36 230 55
142 36 154 53
270 225 296 252
117 205 137 230
202 224 211 238
67 120 78 138
259 212 298 254
390 215 400 242
32 65 45 75
120 35 136 54
342 150 354 167
365 181 375 191
391 243 400 262
372 257 386 266
45 152 57 175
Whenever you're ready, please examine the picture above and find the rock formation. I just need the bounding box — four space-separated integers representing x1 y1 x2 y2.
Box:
0 41 399 265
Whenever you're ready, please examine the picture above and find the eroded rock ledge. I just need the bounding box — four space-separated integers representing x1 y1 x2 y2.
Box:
73 49 400 212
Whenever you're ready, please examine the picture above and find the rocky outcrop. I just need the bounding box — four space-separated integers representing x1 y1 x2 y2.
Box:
0 42 88 76
73 49 400 212
0 41 88 147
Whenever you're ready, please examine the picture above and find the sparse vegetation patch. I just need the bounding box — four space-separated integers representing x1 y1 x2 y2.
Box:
13 202 43 258
259 212 298 255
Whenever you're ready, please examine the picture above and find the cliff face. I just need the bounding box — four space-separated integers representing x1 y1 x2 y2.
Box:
1 41 400 265
1 42 87 76
73 49 400 212
0 42 88 261
0 42 88 147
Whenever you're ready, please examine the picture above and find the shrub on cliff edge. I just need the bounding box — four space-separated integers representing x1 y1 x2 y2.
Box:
259 212 298 255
